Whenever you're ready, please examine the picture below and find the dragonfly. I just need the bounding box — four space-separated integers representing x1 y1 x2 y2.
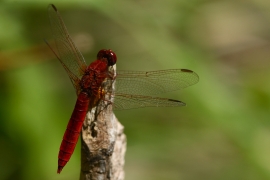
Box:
47 4 199 174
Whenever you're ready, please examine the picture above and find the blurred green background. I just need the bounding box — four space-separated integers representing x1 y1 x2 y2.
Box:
1 0 270 180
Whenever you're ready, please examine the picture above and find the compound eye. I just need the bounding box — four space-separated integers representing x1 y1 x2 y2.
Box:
107 50 117 66
97 49 117 66
97 49 107 59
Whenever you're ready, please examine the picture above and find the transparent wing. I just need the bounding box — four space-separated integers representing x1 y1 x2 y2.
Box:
112 93 186 110
115 69 199 96
48 4 87 92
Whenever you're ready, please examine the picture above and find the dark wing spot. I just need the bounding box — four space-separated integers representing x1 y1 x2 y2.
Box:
51 4 57 11
181 69 193 73
168 99 186 106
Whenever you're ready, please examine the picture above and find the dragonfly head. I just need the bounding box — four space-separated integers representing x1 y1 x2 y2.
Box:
97 49 117 66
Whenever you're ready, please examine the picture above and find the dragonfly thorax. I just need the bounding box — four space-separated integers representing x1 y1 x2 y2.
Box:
79 60 108 96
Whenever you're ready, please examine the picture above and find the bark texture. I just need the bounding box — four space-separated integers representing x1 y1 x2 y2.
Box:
80 65 126 180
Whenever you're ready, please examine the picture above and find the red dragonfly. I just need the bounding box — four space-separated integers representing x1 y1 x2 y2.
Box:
47 4 199 174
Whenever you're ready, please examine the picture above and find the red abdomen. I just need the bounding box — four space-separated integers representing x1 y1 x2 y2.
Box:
57 92 90 173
